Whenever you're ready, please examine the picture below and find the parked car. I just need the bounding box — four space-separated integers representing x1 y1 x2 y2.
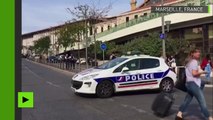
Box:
71 54 177 98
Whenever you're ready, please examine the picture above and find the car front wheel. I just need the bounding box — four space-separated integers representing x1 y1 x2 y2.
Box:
96 80 114 98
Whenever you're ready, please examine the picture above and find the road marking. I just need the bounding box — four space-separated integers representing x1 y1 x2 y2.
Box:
25 59 75 77
120 104 146 113
46 81 60 88
107 98 115 102
24 65 43 80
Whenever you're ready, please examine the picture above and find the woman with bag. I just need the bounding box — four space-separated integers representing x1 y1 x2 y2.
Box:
176 48 213 120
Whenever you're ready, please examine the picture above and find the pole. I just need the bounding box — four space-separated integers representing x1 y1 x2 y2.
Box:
85 19 88 68
161 0 166 59
94 27 97 67
77 33 81 71
103 50 105 64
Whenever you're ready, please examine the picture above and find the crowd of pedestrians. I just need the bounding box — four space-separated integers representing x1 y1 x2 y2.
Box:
64 54 77 70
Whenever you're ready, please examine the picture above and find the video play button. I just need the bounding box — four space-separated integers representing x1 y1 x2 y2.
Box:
22 97 29 103
18 92 34 108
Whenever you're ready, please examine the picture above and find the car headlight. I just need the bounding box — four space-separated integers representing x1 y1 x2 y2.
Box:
80 74 99 81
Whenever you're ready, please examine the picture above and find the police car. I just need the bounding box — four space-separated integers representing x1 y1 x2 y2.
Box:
71 54 177 98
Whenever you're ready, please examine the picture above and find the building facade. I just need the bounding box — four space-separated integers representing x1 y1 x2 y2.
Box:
22 0 213 56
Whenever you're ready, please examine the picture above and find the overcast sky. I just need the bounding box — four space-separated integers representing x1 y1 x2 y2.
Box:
22 0 144 34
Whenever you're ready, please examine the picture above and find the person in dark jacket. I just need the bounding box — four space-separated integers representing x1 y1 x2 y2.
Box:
65 54 69 70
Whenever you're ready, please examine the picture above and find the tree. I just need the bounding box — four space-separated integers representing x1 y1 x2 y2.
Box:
57 23 77 52
165 37 190 65
33 36 51 54
113 32 190 60
67 1 111 67
88 41 117 59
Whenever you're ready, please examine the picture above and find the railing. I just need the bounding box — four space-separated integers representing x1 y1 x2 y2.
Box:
92 1 209 39
26 58 95 73
94 12 171 39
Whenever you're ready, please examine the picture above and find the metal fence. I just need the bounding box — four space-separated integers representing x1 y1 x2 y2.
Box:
32 59 92 73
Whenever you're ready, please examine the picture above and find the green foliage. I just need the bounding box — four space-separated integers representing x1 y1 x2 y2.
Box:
88 32 190 63
115 33 162 56
57 23 85 51
88 41 117 58
34 36 51 54
165 38 190 65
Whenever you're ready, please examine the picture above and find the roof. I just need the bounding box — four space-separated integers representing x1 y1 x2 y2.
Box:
22 19 104 39
121 0 178 15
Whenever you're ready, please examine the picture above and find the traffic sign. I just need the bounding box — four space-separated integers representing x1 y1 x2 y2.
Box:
100 43 107 50
160 33 165 39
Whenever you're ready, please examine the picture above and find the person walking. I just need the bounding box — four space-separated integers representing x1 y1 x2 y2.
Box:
68 54 73 70
110 53 116 60
205 59 212 83
201 54 213 83
168 55 176 72
65 54 69 70
176 49 213 120
71 55 76 69
201 54 213 70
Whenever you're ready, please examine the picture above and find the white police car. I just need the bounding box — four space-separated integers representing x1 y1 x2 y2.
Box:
71 55 177 98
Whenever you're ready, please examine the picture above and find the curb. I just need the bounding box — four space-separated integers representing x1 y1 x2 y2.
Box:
25 59 76 77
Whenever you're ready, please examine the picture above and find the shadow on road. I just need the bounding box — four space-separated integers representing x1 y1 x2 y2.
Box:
74 92 97 99
73 89 182 99
183 104 206 120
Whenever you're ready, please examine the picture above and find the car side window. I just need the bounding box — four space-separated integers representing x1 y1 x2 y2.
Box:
113 59 140 73
140 58 160 69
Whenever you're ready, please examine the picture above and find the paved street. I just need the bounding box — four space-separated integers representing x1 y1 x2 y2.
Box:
22 59 213 120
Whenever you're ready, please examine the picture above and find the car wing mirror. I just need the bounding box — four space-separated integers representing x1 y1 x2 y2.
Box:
121 67 129 73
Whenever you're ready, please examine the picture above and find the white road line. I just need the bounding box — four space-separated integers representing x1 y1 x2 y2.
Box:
24 65 43 80
46 81 60 88
120 104 146 113
25 59 75 77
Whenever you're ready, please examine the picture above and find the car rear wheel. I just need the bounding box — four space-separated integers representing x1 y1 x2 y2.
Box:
96 80 114 98
160 78 174 92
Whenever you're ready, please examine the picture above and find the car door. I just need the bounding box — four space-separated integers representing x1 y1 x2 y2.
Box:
113 59 141 91
138 58 161 89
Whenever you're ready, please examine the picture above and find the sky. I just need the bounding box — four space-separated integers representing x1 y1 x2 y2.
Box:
22 0 144 34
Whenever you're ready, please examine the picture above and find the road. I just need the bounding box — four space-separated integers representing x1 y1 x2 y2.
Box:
22 59 213 120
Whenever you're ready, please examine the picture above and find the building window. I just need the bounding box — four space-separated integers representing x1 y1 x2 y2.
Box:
115 24 117 27
108 25 110 30
143 13 147 16
101 27 104 32
126 17 129 22
134 15 138 19
184 26 203 52
89 27 93 35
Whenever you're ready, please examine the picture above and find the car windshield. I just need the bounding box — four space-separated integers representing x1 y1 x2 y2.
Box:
96 57 128 69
